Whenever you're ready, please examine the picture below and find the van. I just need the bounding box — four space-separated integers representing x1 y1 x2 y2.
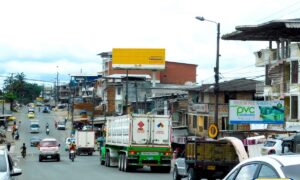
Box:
30 121 40 133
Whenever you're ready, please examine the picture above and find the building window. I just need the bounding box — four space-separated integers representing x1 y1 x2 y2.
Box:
221 117 231 130
193 115 197 128
204 116 208 130
188 115 192 126
265 65 271 86
291 96 298 119
117 87 122 95
291 61 299 84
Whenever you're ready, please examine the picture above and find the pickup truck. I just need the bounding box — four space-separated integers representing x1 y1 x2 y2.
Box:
173 137 248 180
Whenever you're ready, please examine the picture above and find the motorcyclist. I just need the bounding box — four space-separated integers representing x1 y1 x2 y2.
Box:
69 142 76 159
46 123 49 129
20 143 26 158
46 127 50 135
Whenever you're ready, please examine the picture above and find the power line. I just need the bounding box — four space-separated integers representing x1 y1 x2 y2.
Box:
257 0 300 23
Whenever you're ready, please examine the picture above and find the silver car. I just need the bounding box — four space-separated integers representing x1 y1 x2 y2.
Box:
0 147 22 179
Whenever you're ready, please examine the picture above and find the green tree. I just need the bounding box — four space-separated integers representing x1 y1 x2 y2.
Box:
3 73 43 110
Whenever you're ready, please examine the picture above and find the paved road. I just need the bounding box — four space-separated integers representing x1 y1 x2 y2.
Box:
11 106 173 180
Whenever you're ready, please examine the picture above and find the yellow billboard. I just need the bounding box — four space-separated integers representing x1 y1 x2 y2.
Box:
112 48 165 70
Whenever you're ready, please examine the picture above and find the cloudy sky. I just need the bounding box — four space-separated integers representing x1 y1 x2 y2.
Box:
0 0 299 86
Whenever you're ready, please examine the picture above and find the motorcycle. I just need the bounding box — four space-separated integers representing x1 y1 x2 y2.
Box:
21 150 26 158
69 150 75 162
46 128 50 135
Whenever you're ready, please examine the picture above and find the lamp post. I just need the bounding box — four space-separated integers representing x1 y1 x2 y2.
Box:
196 16 220 128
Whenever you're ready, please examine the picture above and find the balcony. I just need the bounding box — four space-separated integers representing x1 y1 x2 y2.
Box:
290 43 300 59
254 49 277 67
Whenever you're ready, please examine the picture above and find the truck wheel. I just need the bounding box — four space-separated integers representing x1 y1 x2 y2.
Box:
57 155 60 162
187 168 197 180
162 166 171 173
100 157 105 165
118 154 122 171
120 154 124 171
150 166 159 172
123 155 131 172
39 155 42 162
173 166 182 180
105 152 110 167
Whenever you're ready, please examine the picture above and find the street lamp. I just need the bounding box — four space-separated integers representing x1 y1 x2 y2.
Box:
196 16 220 128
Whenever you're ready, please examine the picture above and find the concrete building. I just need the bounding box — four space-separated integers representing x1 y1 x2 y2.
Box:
222 18 300 124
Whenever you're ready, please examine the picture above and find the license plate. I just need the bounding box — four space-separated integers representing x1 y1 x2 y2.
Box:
207 165 215 170
47 156 52 158
141 152 159 155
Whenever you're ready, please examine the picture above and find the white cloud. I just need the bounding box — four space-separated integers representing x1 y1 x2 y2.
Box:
0 0 299 84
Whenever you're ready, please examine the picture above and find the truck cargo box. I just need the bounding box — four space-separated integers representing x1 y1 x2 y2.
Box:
106 114 171 147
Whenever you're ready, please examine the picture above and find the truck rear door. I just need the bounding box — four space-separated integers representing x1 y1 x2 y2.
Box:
150 115 171 145
132 115 150 144
86 132 95 148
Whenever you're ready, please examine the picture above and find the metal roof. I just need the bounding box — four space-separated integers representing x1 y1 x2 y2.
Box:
222 18 300 41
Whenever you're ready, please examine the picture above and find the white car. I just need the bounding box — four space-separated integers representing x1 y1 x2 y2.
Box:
223 154 300 180
0 147 22 179
57 121 66 130
38 138 60 162
30 121 40 133
261 139 283 155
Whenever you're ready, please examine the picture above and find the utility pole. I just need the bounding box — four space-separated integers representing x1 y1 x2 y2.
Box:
196 16 220 128
56 66 59 106
91 85 95 131
214 22 220 128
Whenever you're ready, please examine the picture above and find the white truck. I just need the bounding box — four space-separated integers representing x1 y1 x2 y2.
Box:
100 114 172 173
74 130 95 155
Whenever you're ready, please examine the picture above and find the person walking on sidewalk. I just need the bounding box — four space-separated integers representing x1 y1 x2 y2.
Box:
6 142 11 152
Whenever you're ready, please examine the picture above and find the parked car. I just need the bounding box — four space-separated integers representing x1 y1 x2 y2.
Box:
0 147 22 179
261 139 283 155
30 136 41 147
27 112 35 119
57 121 66 130
38 138 60 162
223 154 300 180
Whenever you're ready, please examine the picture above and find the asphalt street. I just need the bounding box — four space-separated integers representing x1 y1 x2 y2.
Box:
9 106 173 180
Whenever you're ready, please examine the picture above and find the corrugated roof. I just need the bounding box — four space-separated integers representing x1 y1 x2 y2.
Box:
222 18 300 41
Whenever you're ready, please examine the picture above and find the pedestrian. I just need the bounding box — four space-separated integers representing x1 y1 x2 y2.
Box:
6 142 11 152
12 130 15 139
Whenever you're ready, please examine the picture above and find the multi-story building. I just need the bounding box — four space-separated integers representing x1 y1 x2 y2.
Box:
186 78 262 136
222 18 300 123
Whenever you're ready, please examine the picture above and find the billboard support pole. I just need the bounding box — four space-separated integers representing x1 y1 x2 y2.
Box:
125 70 129 114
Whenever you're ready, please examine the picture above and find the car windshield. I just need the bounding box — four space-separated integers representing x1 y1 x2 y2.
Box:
264 141 276 147
31 124 39 128
67 138 75 143
58 122 65 125
0 154 7 172
40 141 57 147
31 137 40 140
282 164 300 179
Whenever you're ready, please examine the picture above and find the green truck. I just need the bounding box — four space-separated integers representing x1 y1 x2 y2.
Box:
100 114 172 173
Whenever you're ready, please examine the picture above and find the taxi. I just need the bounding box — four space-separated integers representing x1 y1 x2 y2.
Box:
7 116 16 121
27 112 35 119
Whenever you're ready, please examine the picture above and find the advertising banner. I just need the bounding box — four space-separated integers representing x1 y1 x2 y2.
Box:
112 48 165 70
229 100 284 124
